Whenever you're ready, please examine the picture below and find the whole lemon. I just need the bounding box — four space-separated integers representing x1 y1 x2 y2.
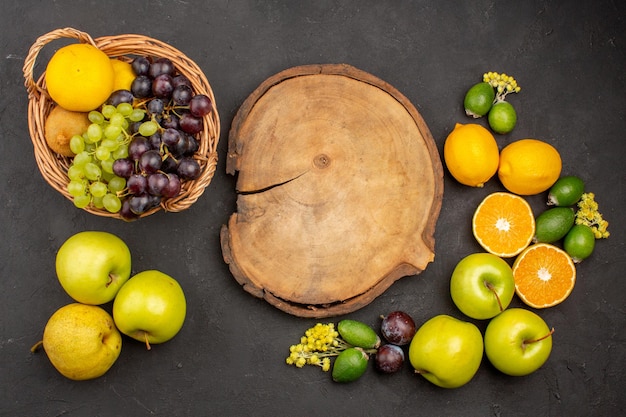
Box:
498 139 561 195
41 303 122 380
45 43 115 112
444 123 499 187
110 58 136 91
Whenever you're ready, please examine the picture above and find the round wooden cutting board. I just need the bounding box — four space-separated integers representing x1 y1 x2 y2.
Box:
220 64 444 318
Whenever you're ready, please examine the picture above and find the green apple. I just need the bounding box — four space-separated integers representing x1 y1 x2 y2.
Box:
484 308 553 376
55 231 132 305
408 314 483 388
113 270 186 349
36 303 122 380
450 252 515 320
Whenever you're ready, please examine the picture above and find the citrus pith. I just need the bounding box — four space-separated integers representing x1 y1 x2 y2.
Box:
512 243 576 308
472 192 535 258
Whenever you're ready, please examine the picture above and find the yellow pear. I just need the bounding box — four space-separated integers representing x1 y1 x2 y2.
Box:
35 303 122 380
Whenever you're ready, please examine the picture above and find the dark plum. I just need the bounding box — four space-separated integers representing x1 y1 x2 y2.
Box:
380 311 416 346
375 344 405 374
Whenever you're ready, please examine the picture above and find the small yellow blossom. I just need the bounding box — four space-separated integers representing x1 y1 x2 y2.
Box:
575 193 610 239
483 71 521 100
285 323 351 372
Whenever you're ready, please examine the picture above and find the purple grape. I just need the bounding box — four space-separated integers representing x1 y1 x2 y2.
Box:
169 134 189 158
127 174 148 195
129 136 152 160
152 74 174 99
161 156 178 173
112 158 134 178
120 199 139 221
189 94 213 117
172 84 193 106
380 311 416 346
107 89 134 106
147 172 169 196
162 173 181 198
179 113 203 134
375 344 405 374
161 128 182 147
172 74 191 88
149 57 175 78
184 135 199 156
128 193 151 215
177 157 201 180
161 113 180 130
131 56 151 76
139 150 162 174
131 75 152 98
147 98 165 116
148 132 162 150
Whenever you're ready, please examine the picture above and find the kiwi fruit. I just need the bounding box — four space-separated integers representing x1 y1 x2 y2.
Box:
44 106 91 157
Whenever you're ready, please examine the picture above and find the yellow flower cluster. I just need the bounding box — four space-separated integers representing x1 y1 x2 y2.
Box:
576 193 610 239
285 323 349 372
483 71 521 99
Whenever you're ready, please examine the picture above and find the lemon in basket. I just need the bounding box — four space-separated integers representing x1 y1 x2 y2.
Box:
45 43 115 112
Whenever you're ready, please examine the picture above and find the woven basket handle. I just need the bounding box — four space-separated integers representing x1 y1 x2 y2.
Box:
23 27 97 100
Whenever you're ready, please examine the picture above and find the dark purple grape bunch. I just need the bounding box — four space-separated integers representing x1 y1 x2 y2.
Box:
110 55 213 220
130 56 213 135
375 311 417 374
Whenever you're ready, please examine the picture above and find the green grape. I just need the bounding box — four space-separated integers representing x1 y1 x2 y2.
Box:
121 118 129 130
91 195 105 209
112 145 129 160
67 180 87 197
73 194 92 209
69 135 85 154
88 111 105 124
139 120 159 137
86 123 103 143
67 165 85 181
73 151 92 166
102 105 116 119
107 176 126 192
101 138 119 151
109 112 125 127
104 124 122 140
100 158 115 174
95 146 111 161
129 108 146 122
84 162 101 181
101 170 115 182
90 181 108 198
117 102 133 116
103 193 122 213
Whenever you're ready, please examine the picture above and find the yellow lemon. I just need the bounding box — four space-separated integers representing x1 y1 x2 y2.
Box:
498 139 561 195
45 43 115 112
110 58 136 91
443 123 499 187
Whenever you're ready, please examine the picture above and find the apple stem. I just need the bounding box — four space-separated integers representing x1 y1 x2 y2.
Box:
523 328 555 351
106 273 114 288
143 332 152 351
485 281 504 312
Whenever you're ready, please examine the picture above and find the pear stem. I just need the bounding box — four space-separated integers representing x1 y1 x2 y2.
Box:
485 281 504 312
30 340 43 353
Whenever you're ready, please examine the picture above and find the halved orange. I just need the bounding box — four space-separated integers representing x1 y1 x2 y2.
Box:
472 192 535 257
512 243 576 308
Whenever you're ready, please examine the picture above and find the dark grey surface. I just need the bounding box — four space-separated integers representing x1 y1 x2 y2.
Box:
1 1 625 416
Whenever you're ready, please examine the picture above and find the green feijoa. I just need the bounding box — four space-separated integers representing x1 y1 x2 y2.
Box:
547 176 585 206
534 207 575 243
488 101 517 134
464 82 496 118
564 224 595 263
337 319 381 349
332 347 369 383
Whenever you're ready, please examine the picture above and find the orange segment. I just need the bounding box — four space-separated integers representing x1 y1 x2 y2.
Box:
512 243 576 308
472 192 535 258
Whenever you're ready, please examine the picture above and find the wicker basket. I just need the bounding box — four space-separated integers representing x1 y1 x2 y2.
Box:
22 27 220 219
